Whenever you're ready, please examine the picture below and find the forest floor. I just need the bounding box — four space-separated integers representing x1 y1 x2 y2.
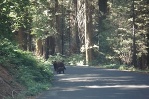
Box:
0 65 24 99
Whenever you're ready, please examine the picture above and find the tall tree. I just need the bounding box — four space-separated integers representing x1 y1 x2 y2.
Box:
85 0 95 64
134 0 149 69
132 0 137 67
76 0 96 65
36 38 43 56
55 0 62 54
100 0 134 65
69 0 80 54
31 0 57 58
13 0 31 50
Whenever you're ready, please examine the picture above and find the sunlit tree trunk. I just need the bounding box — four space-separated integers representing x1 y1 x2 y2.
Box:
36 39 43 56
55 0 62 54
84 0 89 65
77 0 85 46
77 0 90 65
43 37 50 60
87 1 94 64
84 0 94 65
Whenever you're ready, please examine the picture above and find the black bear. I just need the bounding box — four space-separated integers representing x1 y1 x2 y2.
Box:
52 61 66 74
52 61 57 71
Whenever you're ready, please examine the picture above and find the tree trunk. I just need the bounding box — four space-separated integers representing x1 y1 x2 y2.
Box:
49 36 55 55
77 0 93 65
55 0 62 54
43 37 50 60
98 0 108 44
77 0 85 45
147 34 149 68
138 54 147 69
87 1 94 64
84 0 94 65
36 39 43 56
16 27 27 50
132 0 137 67
147 0 149 69
70 0 79 54
98 0 108 14
27 33 32 51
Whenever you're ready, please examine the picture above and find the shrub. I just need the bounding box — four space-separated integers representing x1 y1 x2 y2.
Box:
0 39 53 97
48 53 66 64
66 54 84 65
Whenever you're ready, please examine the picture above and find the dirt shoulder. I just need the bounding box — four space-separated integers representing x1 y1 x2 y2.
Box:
0 65 24 99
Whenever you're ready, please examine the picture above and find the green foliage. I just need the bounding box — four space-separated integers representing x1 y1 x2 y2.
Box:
30 0 56 39
0 38 17 64
96 19 117 64
0 39 53 96
100 64 148 73
134 0 149 58
105 0 133 65
9 0 31 30
48 53 84 66
101 64 120 69
26 83 51 96
11 51 53 95
0 0 13 39
66 54 84 65
118 65 136 71
101 64 136 71
105 0 149 68
0 0 31 40
48 53 65 63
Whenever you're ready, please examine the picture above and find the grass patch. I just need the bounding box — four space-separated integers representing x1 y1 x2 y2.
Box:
100 64 120 69
100 64 149 74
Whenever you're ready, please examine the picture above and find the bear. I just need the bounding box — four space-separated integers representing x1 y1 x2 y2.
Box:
52 61 66 74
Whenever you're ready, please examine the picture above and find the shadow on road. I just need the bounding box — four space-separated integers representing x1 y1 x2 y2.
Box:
37 66 149 99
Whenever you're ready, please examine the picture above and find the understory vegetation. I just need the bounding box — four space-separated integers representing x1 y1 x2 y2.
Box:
0 39 53 98
101 64 149 73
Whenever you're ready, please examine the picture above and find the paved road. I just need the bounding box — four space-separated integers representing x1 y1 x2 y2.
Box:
36 66 149 99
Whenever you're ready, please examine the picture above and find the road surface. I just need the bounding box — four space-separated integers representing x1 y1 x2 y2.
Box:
36 66 149 99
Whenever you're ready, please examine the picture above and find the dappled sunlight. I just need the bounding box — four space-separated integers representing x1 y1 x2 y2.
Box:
59 84 149 93
55 71 149 93
59 77 99 82
97 76 135 83
80 85 149 89
61 87 83 92
57 74 102 82
57 74 134 83
56 74 66 76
